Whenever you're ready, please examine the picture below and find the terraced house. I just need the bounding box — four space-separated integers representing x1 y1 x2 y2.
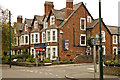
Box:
11 0 120 61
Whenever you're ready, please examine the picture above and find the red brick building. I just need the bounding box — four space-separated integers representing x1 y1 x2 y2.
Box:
11 0 120 61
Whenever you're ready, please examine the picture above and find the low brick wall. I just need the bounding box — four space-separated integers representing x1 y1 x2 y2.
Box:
74 54 113 63
73 55 93 63
103 66 120 76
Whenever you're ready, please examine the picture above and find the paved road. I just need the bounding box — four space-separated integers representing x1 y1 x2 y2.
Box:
1 63 120 79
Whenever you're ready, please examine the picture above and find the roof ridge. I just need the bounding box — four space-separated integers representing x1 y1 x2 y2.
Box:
73 2 83 6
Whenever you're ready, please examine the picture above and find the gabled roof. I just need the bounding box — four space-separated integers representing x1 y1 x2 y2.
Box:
106 25 119 35
87 19 112 35
14 23 24 31
25 19 33 27
87 19 99 29
35 15 44 25
52 10 65 20
58 2 83 28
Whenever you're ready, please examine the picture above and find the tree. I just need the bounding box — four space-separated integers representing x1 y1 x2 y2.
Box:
2 23 15 55
0 7 15 55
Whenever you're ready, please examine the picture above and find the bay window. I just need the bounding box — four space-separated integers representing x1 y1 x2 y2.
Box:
42 32 45 43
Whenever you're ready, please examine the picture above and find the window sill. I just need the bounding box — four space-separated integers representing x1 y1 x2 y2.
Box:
80 44 86 46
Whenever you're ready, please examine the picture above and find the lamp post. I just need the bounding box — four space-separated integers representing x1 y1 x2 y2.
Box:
9 11 11 68
99 0 103 79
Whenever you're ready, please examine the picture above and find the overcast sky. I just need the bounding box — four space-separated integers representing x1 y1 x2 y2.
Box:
0 0 120 26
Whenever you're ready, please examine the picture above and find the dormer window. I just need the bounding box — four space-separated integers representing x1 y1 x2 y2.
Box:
45 22 48 28
25 24 27 31
50 16 55 25
34 21 38 29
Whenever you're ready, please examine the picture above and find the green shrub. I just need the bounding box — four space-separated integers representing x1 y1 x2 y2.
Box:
26 58 30 62
2 56 9 62
17 58 23 62
44 58 50 63
31 58 36 63
104 61 120 66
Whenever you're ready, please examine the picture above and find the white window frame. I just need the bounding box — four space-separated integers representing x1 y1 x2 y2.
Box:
35 34 38 43
46 46 58 60
25 24 27 31
46 30 51 42
113 47 118 55
113 35 117 44
102 46 106 55
31 47 35 58
42 32 45 43
101 31 105 42
80 34 86 46
80 18 86 30
87 16 91 23
50 16 55 25
46 29 57 42
34 21 38 29
24 35 29 45
51 29 57 42
31 33 40 44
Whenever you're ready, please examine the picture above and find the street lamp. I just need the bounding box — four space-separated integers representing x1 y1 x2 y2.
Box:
99 0 103 80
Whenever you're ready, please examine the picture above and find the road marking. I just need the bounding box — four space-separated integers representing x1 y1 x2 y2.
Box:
87 68 94 70
30 70 33 73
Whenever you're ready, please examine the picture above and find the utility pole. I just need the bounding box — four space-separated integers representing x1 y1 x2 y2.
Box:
9 11 11 68
99 0 103 80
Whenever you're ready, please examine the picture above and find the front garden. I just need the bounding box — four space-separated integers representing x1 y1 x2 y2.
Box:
103 60 120 76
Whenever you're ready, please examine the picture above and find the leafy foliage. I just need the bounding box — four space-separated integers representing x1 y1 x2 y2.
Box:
2 23 15 53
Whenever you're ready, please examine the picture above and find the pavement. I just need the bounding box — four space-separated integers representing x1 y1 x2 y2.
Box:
1 63 120 79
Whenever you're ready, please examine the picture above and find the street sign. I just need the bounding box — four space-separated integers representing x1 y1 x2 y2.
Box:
35 48 45 52
34 43 46 48
93 40 96 45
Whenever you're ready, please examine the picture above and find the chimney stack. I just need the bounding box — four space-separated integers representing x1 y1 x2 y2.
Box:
44 1 54 15
17 15 23 23
66 0 73 9
65 0 74 19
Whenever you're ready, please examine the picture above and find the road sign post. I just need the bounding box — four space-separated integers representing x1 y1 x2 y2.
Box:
92 39 97 79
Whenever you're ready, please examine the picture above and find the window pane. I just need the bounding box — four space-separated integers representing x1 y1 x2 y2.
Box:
53 31 56 41
53 48 56 57
25 36 28 43
48 32 50 41
32 34 34 43
81 36 85 44
22 36 24 43
34 21 38 29
114 36 116 43
48 48 50 58
81 20 84 29
36 34 38 43
114 48 117 55
43 33 45 43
